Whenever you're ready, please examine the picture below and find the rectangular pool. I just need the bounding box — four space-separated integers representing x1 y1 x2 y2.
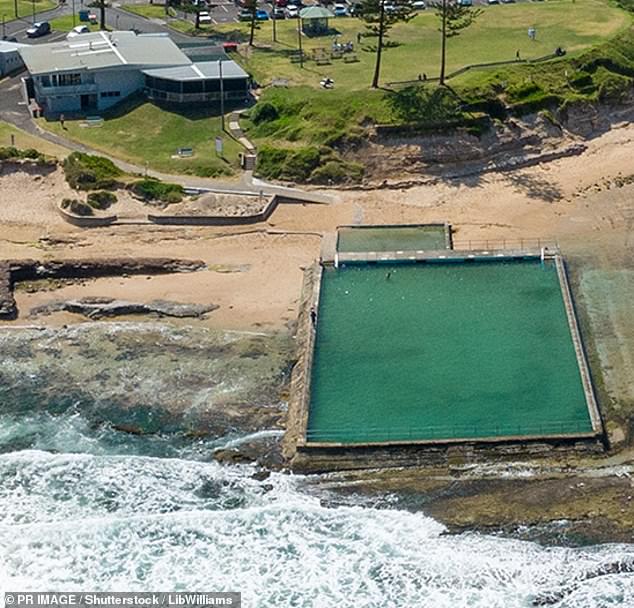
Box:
306 259 596 444
337 224 450 253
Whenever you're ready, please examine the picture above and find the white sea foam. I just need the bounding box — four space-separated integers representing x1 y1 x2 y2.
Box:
1 449 634 608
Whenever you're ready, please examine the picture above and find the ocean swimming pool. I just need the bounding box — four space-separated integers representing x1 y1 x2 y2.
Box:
306 258 598 444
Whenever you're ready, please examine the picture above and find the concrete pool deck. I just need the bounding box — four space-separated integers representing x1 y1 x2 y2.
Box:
285 249 604 467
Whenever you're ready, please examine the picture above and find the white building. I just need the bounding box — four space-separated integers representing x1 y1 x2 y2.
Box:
0 40 25 77
18 31 249 114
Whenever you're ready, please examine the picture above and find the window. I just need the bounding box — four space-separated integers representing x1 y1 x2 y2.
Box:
57 73 82 86
100 91 121 98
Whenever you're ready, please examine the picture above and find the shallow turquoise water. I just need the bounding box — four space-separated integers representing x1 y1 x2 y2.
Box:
308 260 593 443
337 226 448 253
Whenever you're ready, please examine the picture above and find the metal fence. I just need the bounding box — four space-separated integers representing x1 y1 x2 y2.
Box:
306 419 594 443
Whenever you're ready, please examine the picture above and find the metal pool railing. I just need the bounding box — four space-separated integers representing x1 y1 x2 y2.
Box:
305 420 595 443
451 237 559 252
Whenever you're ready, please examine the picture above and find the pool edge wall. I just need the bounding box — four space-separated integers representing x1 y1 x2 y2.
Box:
284 253 605 472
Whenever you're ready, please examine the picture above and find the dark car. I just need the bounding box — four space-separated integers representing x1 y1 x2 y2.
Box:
238 8 252 20
26 21 51 38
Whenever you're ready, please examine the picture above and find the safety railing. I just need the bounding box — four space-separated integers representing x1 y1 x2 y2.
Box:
305 419 595 443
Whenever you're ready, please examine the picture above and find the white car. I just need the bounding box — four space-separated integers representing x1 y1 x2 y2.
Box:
411 0 425 8
66 25 90 39
198 10 212 24
286 4 299 17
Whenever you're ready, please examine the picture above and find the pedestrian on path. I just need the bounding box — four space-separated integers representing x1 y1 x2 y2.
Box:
59 113 66 129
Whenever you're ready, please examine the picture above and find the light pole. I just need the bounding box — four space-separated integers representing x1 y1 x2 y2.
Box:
296 14 303 67
272 1 276 42
72 0 76 27
13 0 17 19
32 0 35 24
219 58 225 132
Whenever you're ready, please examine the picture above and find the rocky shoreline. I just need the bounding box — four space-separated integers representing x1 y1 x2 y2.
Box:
0 257 206 320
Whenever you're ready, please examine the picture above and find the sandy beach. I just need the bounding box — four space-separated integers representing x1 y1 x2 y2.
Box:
0 120 633 332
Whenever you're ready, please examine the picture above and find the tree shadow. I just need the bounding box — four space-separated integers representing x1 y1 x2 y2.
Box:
503 170 563 202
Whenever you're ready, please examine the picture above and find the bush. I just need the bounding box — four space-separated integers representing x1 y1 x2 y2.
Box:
129 178 184 203
61 198 94 216
87 190 117 210
0 146 51 164
250 101 279 124
63 152 123 190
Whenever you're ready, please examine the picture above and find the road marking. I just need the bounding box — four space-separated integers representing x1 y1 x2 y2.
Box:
212 18 218 23
221 4 228 11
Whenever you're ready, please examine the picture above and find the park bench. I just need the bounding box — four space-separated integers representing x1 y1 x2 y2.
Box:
343 54 359 63
177 147 194 158
83 116 104 127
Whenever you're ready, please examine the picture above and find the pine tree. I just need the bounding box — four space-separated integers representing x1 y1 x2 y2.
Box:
359 0 416 88
431 0 482 85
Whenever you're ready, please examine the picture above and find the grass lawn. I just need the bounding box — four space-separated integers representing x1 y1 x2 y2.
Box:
0 0 54 21
122 4 174 19
0 120 70 159
38 98 243 178
49 15 102 32
217 0 630 88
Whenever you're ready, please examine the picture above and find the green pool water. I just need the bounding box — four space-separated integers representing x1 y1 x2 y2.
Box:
307 260 594 444
337 225 448 253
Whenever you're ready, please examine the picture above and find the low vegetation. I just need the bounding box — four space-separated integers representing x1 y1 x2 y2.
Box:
60 198 94 216
62 152 123 190
0 146 55 166
87 190 117 210
129 179 184 204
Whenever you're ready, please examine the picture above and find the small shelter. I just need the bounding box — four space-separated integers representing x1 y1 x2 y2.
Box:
299 6 334 36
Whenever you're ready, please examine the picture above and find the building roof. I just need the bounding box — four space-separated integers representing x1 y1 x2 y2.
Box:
18 31 191 74
300 6 334 18
0 40 26 53
142 60 249 81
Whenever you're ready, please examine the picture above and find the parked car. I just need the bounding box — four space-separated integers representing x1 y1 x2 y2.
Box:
286 4 299 17
255 8 269 18
238 8 252 20
411 0 425 8
333 2 348 15
487 0 499 4
66 25 90 38
26 21 51 38
457 0 472 5
272 7 286 18
198 11 212 24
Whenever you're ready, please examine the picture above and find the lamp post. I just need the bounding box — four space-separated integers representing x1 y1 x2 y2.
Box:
272 1 276 42
219 58 225 132
32 0 35 24
72 0 76 27
14 0 18 19
296 14 303 68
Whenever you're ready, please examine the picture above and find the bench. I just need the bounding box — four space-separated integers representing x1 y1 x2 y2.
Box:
177 147 194 157
83 116 104 128
343 54 359 63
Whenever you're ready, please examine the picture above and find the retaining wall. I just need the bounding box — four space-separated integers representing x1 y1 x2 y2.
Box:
57 206 118 228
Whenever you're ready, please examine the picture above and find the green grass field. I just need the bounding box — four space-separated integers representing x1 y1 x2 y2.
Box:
219 0 630 88
122 3 175 19
0 120 70 158
39 98 242 178
0 0 54 22
49 15 101 32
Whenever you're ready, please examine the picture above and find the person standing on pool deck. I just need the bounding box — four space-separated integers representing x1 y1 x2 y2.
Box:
310 306 317 327
386 272 392 280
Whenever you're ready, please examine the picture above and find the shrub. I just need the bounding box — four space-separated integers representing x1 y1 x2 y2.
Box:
129 178 184 203
63 152 123 190
61 198 94 216
0 146 51 164
250 101 279 124
87 190 117 210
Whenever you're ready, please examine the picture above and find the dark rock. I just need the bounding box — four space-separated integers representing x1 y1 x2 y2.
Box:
29 297 219 320
213 448 257 465
0 263 17 319
251 469 271 481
